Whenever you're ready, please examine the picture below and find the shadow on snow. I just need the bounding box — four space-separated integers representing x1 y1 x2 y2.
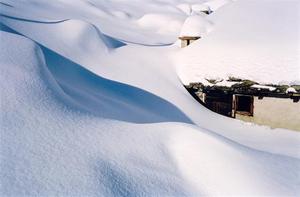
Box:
42 47 192 124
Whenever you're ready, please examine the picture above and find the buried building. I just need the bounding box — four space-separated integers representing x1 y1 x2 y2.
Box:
186 82 300 131
179 36 201 48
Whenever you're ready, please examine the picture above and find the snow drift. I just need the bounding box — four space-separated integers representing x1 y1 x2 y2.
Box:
1 30 299 196
0 16 114 70
1 0 300 196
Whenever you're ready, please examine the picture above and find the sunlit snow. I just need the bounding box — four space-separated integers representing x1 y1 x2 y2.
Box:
1 0 299 196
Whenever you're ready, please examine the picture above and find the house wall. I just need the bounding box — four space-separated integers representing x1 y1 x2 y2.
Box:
181 40 188 48
236 97 300 131
180 38 200 48
189 39 197 45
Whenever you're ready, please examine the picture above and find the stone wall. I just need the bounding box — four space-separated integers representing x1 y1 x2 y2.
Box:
236 97 300 131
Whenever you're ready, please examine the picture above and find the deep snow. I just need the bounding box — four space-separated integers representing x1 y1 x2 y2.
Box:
176 0 300 85
1 0 300 196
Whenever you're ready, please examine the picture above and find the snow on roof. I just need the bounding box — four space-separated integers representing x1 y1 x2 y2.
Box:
179 14 213 37
286 87 297 94
251 84 276 91
215 80 240 87
176 0 300 85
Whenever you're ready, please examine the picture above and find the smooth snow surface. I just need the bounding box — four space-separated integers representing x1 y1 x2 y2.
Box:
179 14 213 37
1 0 300 196
176 0 300 85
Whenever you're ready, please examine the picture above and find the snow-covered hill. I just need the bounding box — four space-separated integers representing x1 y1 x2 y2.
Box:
1 0 299 196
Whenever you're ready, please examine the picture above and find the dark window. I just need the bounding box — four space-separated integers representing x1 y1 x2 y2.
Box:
235 95 253 116
205 94 233 117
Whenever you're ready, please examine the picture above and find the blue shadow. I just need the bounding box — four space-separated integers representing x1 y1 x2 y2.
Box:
42 46 192 124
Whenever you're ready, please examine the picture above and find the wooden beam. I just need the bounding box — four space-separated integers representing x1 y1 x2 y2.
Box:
178 36 201 40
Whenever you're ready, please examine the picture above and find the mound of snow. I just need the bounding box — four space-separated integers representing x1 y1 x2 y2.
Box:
0 31 195 196
180 15 213 37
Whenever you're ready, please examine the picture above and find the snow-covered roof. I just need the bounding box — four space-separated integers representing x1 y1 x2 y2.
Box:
179 15 213 37
176 0 300 85
251 85 276 92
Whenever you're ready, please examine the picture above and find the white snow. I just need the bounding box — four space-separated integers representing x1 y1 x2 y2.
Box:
176 0 300 85
177 3 192 15
179 14 213 37
251 84 276 91
286 87 297 94
191 3 212 14
1 0 300 196
137 13 185 35
216 80 240 87
204 0 233 11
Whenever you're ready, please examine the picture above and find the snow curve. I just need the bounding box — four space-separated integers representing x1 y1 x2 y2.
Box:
0 16 118 69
